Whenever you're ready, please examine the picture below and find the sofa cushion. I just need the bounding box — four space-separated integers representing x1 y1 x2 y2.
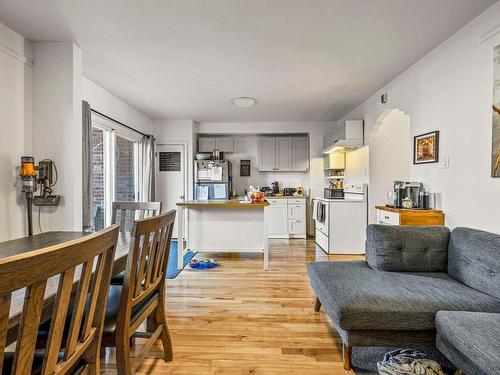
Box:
436 311 500 375
308 260 500 331
365 225 450 272
448 227 500 299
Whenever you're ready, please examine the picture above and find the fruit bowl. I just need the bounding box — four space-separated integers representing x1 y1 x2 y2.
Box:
249 191 265 203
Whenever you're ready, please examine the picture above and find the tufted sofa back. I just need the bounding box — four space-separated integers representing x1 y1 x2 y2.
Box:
448 227 500 299
365 224 450 272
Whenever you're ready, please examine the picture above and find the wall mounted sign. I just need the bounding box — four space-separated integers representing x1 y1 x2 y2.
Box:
240 160 251 176
159 152 181 171
413 131 439 164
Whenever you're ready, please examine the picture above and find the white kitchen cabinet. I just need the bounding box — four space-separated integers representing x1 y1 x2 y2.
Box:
292 136 310 171
259 137 277 171
276 137 293 171
215 137 234 153
198 137 234 153
287 202 305 220
266 199 288 238
258 136 310 172
266 198 306 239
288 219 305 236
198 138 216 153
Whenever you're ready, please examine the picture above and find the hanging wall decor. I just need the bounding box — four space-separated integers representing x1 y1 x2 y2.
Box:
413 131 439 164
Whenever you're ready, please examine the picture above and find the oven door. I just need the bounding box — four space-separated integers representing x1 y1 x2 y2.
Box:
314 201 329 236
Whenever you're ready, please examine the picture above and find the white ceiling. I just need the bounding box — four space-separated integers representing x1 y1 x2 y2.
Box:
0 0 495 122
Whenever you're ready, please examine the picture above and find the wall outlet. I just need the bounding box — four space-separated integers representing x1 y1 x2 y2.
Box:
441 156 449 169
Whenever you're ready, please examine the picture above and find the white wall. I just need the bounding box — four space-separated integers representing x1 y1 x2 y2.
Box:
32 42 83 232
0 23 32 241
82 77 154 135
367 109 411 223
339 2 500 233
344 146 369 187
197 121 336 235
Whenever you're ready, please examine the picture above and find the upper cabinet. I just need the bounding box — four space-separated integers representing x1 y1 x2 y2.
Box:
292 136 309 171
198 138 216 153
259 136 309 172
198 137 234 153
259 137 277 171
276 137 293 171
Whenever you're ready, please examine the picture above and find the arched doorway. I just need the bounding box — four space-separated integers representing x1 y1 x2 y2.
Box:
368 109 411 223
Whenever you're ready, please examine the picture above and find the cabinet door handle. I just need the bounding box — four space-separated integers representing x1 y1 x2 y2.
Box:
385 216 390 219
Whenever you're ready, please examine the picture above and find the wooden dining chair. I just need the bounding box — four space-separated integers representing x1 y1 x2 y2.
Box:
0 225 119 375
101 210 176 374
111 202 162 233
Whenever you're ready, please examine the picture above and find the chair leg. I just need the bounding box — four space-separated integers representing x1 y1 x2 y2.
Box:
342 342 352 371
314 297 321 312
156 302 173 362
115 331 133 375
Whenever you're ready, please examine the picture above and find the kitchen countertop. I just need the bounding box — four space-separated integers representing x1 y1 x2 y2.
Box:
376 205 443 213
177 200 269 207
265 195 307 199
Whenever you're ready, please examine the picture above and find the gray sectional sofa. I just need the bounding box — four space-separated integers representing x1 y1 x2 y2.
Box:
308 224 500 371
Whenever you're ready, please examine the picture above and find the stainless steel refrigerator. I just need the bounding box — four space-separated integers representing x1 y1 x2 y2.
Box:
194 160 232 200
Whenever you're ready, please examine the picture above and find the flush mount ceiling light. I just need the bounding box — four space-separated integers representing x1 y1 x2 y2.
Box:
231 97 257 107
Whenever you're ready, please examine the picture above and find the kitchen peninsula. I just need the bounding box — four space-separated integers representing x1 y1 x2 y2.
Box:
177 200 270 270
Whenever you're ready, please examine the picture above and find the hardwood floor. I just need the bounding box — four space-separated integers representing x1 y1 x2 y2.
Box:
102 239 363 374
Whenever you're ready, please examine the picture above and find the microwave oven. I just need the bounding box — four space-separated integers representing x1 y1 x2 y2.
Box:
324 188 344 199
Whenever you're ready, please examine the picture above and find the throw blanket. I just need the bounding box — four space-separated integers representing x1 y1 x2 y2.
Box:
377 349 447 375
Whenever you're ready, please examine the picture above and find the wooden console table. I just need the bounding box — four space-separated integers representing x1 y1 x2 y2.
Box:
376 206 445 226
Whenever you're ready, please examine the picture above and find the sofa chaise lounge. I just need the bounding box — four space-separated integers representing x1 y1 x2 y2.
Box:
308 224 500 371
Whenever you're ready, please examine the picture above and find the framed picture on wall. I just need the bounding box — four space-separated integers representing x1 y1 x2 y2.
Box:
413 131 439 164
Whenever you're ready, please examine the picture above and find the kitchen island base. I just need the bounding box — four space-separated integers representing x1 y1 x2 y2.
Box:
177 201 270 270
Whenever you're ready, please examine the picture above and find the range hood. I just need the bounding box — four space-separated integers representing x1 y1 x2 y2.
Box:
322 120 364 154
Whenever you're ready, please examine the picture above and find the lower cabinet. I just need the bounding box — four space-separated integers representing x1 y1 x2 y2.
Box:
266 203 288 238
266 198 306 239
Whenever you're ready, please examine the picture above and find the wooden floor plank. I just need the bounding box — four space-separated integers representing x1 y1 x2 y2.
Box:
102 239 362 374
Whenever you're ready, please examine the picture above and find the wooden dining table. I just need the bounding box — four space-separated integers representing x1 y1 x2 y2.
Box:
0 231 132 345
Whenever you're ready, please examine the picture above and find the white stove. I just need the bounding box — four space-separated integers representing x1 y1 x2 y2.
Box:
313 184 367 254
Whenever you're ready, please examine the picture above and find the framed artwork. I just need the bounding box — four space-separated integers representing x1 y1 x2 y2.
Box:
413 131 439 164
492 44 500 177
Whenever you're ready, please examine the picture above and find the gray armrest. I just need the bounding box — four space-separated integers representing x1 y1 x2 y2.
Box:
365 224 450 272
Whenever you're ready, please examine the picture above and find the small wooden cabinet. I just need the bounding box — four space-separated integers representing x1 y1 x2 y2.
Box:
376 206 445 226
258 136 309 172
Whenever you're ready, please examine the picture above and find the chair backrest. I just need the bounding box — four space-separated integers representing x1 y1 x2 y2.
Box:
0 225 119 375
119 210 176 311
111 202 162 233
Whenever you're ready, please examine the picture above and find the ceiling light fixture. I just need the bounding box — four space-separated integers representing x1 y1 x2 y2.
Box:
231 97 257 108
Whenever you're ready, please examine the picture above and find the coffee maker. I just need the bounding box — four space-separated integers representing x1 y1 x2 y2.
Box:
393 181 426 209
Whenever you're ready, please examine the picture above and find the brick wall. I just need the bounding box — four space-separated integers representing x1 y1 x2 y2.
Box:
115 136 135 202
91 131 136 230
92 128 105 230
